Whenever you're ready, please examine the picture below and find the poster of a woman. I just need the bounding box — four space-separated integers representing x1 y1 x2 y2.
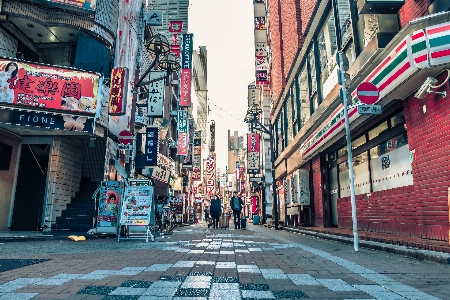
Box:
0 62 17 103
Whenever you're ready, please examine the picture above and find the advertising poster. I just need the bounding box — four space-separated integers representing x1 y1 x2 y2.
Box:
120 186 154 225
97 181 121 227
0 58 101 114
50 0 97 11
247 133 261 174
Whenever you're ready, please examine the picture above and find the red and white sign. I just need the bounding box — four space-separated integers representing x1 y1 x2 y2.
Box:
357 82 379 105
118 130 133 145
0 58 100 114
108 67 128 115
205 155 216 195
179 69 192 106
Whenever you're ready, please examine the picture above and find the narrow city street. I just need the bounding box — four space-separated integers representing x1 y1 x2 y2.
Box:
1 224 449 300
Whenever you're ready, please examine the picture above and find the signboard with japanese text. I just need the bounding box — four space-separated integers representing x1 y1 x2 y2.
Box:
120 185 153 225
151 166 170 183
255 56 268 70
256 70 268 85
180 33 193 107
248 84 260 106
46 0 97 11
210 120 215 152
146 71 165 117
97 181 120 227
0 108 95 133
255 42 267 56
205 154 216 195
247 133 260 174
188 118 194 143
192 130 202 180
146 10 163 26
145 126 159 166
254 17 266 30
177 110 189 155
169 21 183 33
0 58 101 114
183 143 193 168
108 67 128 115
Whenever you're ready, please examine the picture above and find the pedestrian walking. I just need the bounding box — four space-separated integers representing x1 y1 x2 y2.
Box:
210 194 221 229
230 191 244 229
204 206 210 222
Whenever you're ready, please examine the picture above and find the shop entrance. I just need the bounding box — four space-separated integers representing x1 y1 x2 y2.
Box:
10 144 50 231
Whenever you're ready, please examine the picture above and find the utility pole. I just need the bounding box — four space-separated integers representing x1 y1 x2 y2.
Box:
337 51 359 251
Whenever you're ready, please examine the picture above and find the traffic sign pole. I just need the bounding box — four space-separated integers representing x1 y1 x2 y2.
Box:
338 52 359 252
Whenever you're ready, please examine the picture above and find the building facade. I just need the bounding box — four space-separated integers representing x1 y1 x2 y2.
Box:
267 0 450 241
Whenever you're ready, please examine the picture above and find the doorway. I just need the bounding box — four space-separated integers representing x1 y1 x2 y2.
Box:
10 144 50 231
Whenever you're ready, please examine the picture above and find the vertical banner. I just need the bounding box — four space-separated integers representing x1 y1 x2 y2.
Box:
247 133 261 174
192 130 202 180
183 118 195 168
253 0 268 86
97 181 121 227
205 154 216 195
177 110 189 155
147 71 165 117
180 33 193 107
145 126 159 166
108 67 128 115
248 84 260 106
210 120 215 152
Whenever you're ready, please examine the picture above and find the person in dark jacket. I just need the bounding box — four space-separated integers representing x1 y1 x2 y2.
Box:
230 191 244 229
210 195 221 229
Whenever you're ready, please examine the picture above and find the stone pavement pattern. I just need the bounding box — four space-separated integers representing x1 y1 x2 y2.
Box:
0 224 449 299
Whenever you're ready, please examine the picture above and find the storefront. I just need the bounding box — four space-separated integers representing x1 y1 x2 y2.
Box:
274 17 450 241
0 58 106 232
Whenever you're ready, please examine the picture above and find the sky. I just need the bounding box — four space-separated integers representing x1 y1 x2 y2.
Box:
188 0 255 173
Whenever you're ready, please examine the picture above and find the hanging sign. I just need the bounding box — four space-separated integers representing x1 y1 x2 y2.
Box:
0 58 101 114
192 130 202 180
48 0 97 11
97 181 121 227
256 70 268 85
177 110 189 155
248 84 260 106
146 10 163 26
247 133 260 174
120 185 153 225
180 33 193 107
108 67 128 115
145 126 159 166
151 166 170 183
205 154 216 195
147 71 165 117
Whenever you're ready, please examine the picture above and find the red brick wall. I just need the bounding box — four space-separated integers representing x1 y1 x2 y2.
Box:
399 0 428 28
311 155 324 227
337 72 450 241
268 0 284 108
300 0 318 35
280 0 304 80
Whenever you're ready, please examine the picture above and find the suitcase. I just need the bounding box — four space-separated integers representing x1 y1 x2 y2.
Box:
253 215 260 225
241 217 247 230
219 216 229 229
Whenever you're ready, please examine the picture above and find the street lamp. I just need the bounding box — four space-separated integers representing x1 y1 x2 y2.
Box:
244 104 279 230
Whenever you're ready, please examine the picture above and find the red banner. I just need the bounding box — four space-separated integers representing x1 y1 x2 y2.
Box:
108 67 128 115
179 68 192 107
177 132 188 155
247 133 260 152
0 58 100 114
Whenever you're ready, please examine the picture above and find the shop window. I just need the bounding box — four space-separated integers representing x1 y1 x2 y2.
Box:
0 142 13 170
368 121 388 140
338 160 349 197
318 12 338 90
298 65 310 126
337 146 347 159
370 132 412 191
353 152 370 195
390 111 405 128
352 135 366 150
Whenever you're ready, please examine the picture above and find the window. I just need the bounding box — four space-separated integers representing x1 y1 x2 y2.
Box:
352 135 366 150
298 65 310 126
390 111 405 128
308 46 317 95
356 13 379 49
318 12 338 90
286 92 293 143
291 85 298 136
368 121 388 140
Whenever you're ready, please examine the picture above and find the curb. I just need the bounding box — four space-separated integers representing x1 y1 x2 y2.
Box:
282 227 450 265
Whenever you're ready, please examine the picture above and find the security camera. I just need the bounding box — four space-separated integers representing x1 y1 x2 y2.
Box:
414 77 438 99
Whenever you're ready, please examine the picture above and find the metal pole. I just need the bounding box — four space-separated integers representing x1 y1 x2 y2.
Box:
338 51 359 251
270 123 279 230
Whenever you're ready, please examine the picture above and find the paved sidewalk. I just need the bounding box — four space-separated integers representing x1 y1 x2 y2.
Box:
0 224 449 299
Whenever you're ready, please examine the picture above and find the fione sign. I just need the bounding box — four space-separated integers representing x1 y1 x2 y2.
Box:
0 108 95 133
